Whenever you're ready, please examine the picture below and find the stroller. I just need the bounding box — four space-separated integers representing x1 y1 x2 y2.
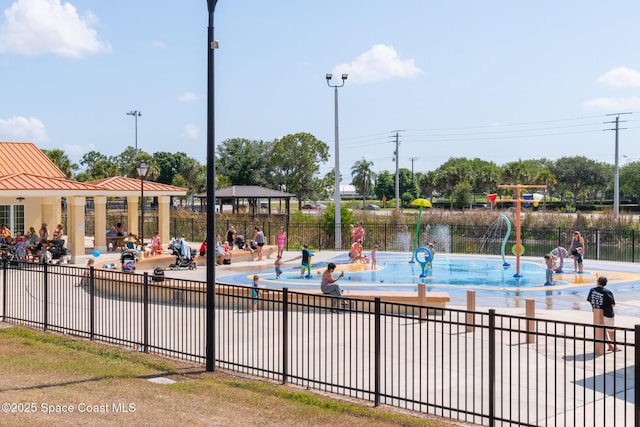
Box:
0 243 17 266
121 249 137 273
49 239 68 264
168 238 197 270
234 235 245 249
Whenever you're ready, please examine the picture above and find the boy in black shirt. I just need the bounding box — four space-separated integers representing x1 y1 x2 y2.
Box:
587 276 619 352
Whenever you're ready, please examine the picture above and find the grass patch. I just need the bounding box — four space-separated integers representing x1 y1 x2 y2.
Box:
0 325 458 426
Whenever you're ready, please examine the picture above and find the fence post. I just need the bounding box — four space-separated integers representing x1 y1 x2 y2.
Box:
418 283 427 321
143 272 149 353
633 229 636 263
1 258 6 321
282 288 288 385
42 263 49 331
374 297 381 407
488 309 496 427
466 290 475 332
635 325 640 426
89 266 95 340
595 229 600 260
526 299 536 343
594 308 605 355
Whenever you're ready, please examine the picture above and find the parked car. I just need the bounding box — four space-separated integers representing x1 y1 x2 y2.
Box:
301 204 317 210
315 203 327 210
363 204 381 210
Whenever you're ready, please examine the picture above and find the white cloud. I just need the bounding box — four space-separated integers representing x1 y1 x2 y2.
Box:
0 116 49 142
582 96 640 110
179 92 198 102
62 143 94 158
0 0 111 57
181 123 198 140
332 44 422 84
597 67 640 88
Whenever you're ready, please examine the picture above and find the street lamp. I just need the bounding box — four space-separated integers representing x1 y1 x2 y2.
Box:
126 110 142 151
326 73 347 250
136 161 149 249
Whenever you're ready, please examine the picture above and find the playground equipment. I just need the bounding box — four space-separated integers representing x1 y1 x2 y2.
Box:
410 198 432 263
550 246 569 274
497 184 547 278
413 246 434 278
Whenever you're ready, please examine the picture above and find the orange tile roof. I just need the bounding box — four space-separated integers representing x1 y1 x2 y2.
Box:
0 142 66 178
0 173 106 192
88 176 187 195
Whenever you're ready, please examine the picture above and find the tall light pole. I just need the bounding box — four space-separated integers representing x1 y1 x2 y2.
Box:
126 110 142 151
206 0 218 373
605 112 632 220
136 161 148 247
326 73 347 250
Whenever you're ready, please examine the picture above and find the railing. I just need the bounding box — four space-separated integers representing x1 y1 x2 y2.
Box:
0 260 637 426
193 221 638 264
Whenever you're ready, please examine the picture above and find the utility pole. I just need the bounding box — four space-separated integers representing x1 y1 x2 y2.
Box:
409 157 418 188
390 130 404 210
604 112 632 220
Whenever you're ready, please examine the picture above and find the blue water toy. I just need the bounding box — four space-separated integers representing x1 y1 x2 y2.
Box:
413 247 433 278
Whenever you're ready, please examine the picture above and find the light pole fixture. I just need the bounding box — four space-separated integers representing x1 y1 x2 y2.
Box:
126 110 142 151
206 0 219 373
136 161 149 249
326 73 347 250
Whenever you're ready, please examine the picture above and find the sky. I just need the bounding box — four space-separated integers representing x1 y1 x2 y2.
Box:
1 0 640 179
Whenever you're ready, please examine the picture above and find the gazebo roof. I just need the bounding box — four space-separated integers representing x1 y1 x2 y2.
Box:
197 185 294 199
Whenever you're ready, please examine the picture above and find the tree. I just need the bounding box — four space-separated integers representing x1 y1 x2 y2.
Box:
452 181 473 209
551 156 608 205
270 132 329 207
42 148 77 179
350 159 376 208
78 151 118 181
620 161 640 202
217 138 270 186
532 168 557 209
373 170 394 201
113 146 142 177
153 152 190 185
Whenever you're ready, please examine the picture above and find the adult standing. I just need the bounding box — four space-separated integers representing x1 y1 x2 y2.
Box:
352 221 365 245
321 262 346 311
586 276 619 352
276 226 287 258
570 231 585 273
253 227 265 261
226 225 236 249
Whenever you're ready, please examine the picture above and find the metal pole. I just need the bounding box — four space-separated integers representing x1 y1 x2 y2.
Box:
135 113 138 151
326 74 347 250
205 0 218 373
334 85 341 250
140 177 144 246
614 115 619 219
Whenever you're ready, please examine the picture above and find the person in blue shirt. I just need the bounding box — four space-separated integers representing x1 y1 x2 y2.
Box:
300 244 313 278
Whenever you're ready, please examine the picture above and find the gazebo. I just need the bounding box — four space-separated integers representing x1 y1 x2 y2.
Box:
197 185 294 215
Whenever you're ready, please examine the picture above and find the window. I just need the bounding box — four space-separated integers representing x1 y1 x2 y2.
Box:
0 205 25 236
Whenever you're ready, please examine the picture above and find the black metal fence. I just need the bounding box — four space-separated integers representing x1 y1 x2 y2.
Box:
169 218 640 264
1 259 637 426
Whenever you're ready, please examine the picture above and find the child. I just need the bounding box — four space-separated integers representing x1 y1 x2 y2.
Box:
544 253 555 286
300 244 313 278
150 231 160 256
81 258 95 286
371 244 378 269
274 255 283 279
252 275 260 312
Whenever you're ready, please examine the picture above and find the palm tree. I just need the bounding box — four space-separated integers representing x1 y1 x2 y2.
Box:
351 159 376 208
533 169 557 210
